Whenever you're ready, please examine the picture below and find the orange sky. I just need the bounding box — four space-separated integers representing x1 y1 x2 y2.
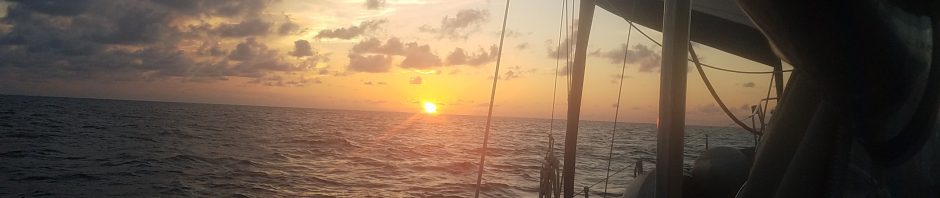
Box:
0 0 790 126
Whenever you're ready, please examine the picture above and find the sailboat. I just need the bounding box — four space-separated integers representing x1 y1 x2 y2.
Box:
516 0 940 197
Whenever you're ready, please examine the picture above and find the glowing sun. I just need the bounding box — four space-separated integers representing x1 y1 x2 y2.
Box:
423 102 438 114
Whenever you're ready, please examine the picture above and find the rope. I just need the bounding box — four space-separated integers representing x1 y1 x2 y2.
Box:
473 0 511 197
618 23 770 136
538 1 569 197
538 1 567 196
602 1 635 196
701 63 792 74
573 164 632 197
689 45 761 135
548 0 567 141
759 74 774 133
631 23 791 74
566 0 575 94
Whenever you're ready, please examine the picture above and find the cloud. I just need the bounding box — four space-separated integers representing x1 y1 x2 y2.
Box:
348 37 443 71
546 25 579 60
409 76 423 84
224 38 299 77
290 40 314 57
503 70 520 80
610 74 630 83
363 81 387 85
8 0 92 16
215 17 272 38
399 44 442 69
197 41 227 57
445 45 497 66
590 44 662 72
316 19 386 40
493 66 535 80
515 42 529 50
741 82 756 88
0 0 316 83
249 75 321 87
420 9 488 40
228 38 268 61
277 15 301 35
352 37 406 55
364 0 386 10
347 54 393 73
505 30 530 38
696 103 722 114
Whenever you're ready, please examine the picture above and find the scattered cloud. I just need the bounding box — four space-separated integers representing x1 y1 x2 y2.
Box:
316 19 386 40
400 45 443 69
347 54 393 73
277 15 301 35
364 81 387 85
546 25 578 59
445 45 498 66
409 76 423 84
420 9 489 40
250 75 322 87
696 103 721 114
590 44 662 72
515 42 529 50
348 37 443 71
290 40 315 57
504 30 530 38
364 0 386 10
610 74 630 83
493 66 536 80
215 17 272 38
741 82 756 88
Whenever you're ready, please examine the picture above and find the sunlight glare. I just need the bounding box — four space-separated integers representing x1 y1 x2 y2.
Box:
423 102 437 114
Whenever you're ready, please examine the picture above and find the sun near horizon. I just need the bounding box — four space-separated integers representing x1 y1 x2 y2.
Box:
423 102 438 114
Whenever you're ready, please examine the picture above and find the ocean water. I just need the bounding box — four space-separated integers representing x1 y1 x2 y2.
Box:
0 95 755 197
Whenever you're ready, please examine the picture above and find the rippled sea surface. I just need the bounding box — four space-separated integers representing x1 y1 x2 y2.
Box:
0 95 755 197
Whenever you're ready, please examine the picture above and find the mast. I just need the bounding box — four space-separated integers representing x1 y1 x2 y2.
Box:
657 0 691 198
773 61 785 98
562 0 595 197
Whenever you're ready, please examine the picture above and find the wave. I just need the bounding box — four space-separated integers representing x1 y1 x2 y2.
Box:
0 95 758 197
282 138 360 149
408 161 478 175
12 173 104 182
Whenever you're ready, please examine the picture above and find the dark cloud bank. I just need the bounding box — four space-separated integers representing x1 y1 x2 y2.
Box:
0 0 506 88
0 0 322 86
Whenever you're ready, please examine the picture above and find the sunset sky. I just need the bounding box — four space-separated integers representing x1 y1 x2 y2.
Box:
0 0 790 125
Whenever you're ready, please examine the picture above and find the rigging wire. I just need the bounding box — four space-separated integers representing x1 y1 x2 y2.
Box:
602 2 635 197
689 45 761 135
596 0 790 75
760 74 775 133
566 0 578 94
548 0 568 144
629 21 791 74
597 0 763 135
537 2 569 197
556 0 782 195
473 0 511 197
548 0 566 146
573 164 632 197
